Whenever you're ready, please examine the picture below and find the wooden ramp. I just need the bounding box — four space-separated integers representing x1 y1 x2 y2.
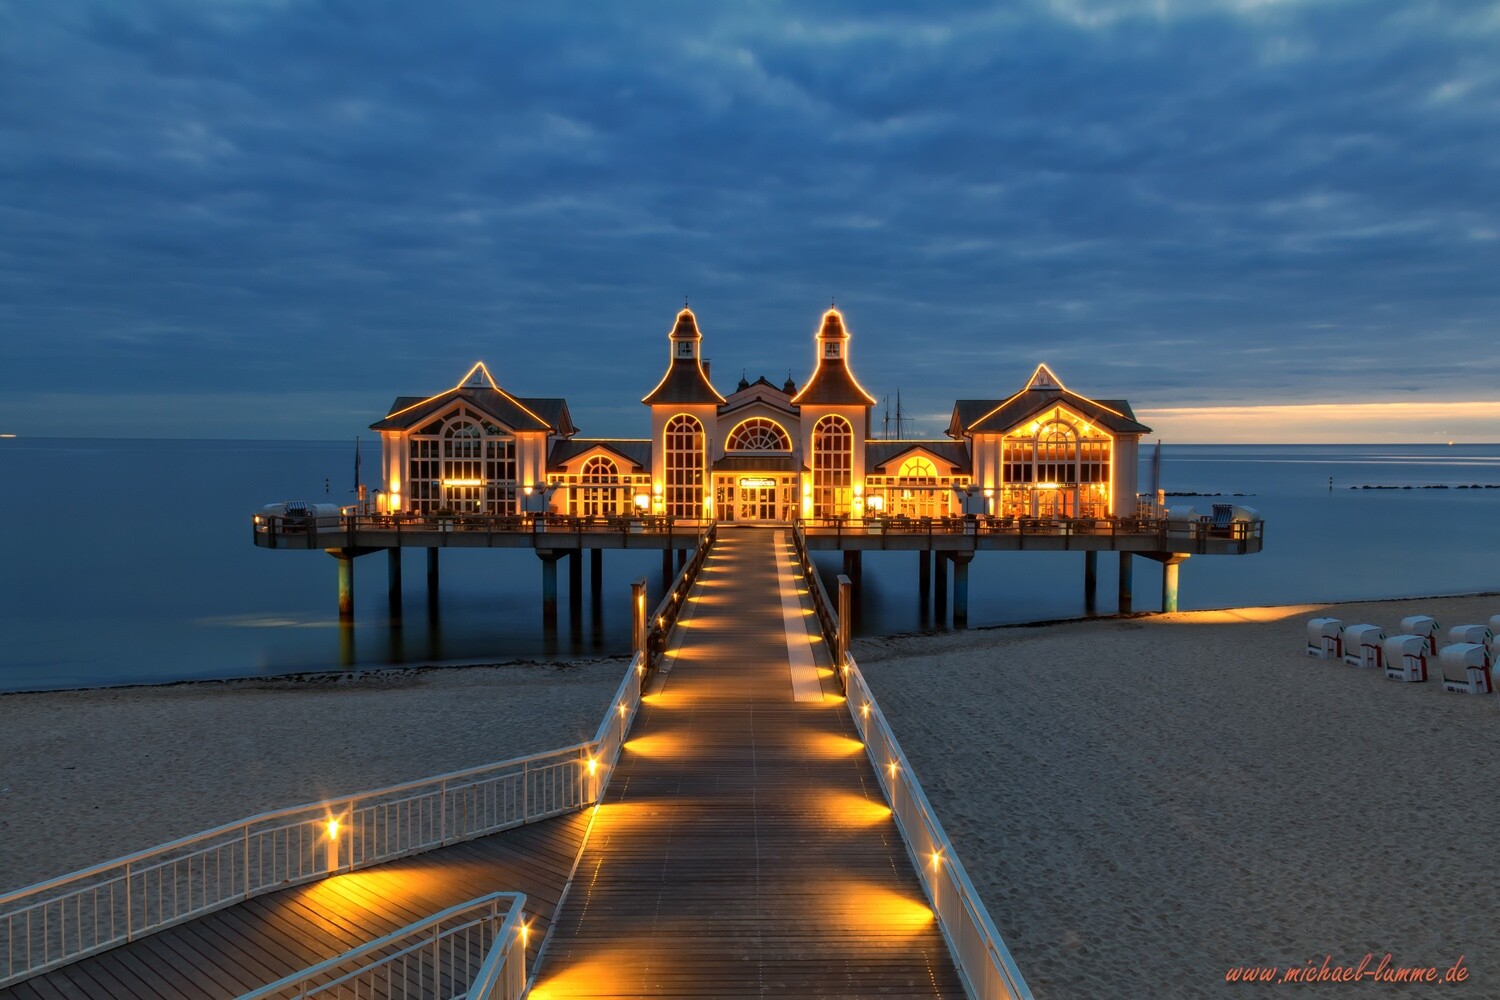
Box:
532 528 965 999
2 812 589 999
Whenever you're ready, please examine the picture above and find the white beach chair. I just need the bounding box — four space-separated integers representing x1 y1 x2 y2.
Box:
1341 624 1384 669
1399 616 1439 655
1449 624 1492 646
1306 618 1343 659
1489 614 1500 635
1439 643 1492 695
1382 634 1429 683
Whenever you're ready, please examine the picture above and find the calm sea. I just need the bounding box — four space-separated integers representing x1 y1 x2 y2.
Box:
1 439 1497 692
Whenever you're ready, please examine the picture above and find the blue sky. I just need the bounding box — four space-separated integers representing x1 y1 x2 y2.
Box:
1 0 1496 441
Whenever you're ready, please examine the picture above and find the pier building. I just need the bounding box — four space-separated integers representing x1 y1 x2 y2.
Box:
369 306 1149 525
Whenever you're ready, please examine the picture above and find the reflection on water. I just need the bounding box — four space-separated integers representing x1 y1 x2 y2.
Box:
1 439 1498 691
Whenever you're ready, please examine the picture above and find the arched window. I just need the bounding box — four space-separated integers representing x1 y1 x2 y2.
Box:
664 414 705 518
811 415 853 517
1037 421 1077 483
406 408 518 514
576 455 619 517
897 457 936 479
726 418 792 452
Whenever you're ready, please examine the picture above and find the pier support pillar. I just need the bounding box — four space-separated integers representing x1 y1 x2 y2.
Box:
1117 552 1133 614
336 555 354 622
677 548 688 571
661 549 674 588
387 549 402 617
538 551 561 626
426 549 440 607
951 552 973 627
918 550 932 612
590 548 603 597
934 552 949 621
1161 554 1189 613
568 549 584 611
842 550 863 596
1084 551 1098 614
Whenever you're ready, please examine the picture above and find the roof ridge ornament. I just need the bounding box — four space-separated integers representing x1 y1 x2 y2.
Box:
459 361 500 391
1026 363 1064 391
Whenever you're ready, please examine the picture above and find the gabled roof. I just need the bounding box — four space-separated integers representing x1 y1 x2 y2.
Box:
865 440 972 474
370 362 571 434
948 365 1151 438
548 438 651 471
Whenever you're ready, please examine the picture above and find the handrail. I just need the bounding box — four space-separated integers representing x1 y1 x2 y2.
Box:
787 529 1034 1000
797 514 1264 546
237 892 527 1000
252 511 712 544
646 521 717 666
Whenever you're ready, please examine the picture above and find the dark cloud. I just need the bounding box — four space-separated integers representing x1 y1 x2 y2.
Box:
0 0 1495 437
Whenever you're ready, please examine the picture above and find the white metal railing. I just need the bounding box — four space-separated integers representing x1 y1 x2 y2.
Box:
237 892 527 1000
0 649 662 991
843 655 1034 1000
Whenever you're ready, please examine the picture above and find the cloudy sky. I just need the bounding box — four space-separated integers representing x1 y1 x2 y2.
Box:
1 0 1496 442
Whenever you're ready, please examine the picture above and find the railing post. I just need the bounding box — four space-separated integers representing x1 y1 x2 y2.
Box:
125 861 133 942
836 574 851 671
631 578 648 666
522 760 529 821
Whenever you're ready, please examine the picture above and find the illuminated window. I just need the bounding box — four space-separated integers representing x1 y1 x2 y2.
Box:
885 456 946 518
574 455 620 516
812 414 852 517
1002 438 1034 484
726 418 792 452
406 407 517 514
1037 421 1078 483
664 414 705 518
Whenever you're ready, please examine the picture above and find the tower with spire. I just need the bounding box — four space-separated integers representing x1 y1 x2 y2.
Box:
642 307 724 516
791 308 877 517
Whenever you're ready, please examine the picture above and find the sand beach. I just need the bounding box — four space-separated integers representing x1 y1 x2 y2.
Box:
858 593 1500 998
0 659 624 893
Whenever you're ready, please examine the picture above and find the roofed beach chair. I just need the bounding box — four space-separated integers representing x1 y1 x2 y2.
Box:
1305 618 1343 659
1439 642 1493 695
1448 624 1492 646
1342 624 1385 668
1399 616 1439 655
1382 634 1430 682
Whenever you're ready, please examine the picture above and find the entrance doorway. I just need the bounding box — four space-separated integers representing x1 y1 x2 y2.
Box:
738 484 777 521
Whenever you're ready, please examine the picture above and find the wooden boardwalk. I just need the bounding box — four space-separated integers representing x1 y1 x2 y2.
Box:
532 528 965 999
2 812 589 999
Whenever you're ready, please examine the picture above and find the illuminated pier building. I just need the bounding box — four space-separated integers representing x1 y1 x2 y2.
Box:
370 306 1150 525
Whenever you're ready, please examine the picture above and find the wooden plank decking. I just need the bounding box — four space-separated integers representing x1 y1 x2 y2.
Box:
531 527 965 999
2 811 589 999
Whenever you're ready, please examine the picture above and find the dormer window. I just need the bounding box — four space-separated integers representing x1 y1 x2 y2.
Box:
677 342 693 358
824 342 841 359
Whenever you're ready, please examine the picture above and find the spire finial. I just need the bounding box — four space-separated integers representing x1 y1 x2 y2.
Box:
685 294 690 308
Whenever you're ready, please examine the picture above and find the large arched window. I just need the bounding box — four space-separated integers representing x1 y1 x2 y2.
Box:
407 408 517 514
811 414 852 517
664 414 705 519
1037 421 1078 484
726 418 792 452
576 455 619 517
